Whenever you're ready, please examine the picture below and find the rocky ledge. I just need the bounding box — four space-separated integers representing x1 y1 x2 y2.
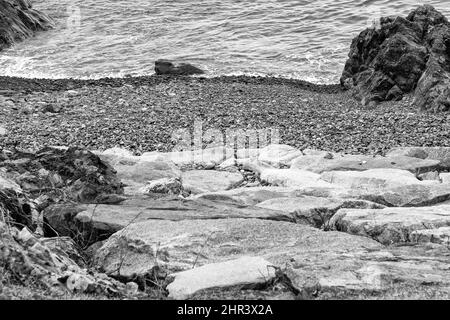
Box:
0 0 54 52
341 5 450 112
1 144 450 299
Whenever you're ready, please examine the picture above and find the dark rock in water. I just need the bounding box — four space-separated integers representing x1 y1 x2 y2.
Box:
341 5 450 112
0 0 54 51
155 59 204 76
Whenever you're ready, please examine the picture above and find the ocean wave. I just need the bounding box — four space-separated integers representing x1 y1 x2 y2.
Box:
0 0 448 83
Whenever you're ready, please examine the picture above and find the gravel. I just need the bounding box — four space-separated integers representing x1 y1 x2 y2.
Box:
1 75 450 155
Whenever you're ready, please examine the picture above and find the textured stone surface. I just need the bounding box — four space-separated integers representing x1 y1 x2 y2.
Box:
181 170 243 194
387 147 450 169
330 206 450 244
0 0 54 52
75 197 292 239
320 169 423 190
291 154 439 174
360 183 450 207
195 186 300 206
341 5 450 112
411 227 450 245
256 196 384 227
155 59 204 76
257 144 303 167
93 218 382 278
260 168 331 188
167 257 276 299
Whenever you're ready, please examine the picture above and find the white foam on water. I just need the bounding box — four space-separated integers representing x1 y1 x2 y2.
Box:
0 0 448 83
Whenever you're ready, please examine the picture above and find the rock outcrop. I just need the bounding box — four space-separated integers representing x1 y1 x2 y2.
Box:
4 144 450 299
0 0 54 51
0 222 131 296
0 147 124 203
341 5 450 112
330 206 450 245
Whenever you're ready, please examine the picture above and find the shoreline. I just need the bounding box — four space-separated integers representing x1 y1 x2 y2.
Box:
0 74 342 94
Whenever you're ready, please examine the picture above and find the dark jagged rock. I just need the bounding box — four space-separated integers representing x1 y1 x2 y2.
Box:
0 147 124 203
341 5 450 112
0 0 54 51
155 59 205 76
0 221 131 296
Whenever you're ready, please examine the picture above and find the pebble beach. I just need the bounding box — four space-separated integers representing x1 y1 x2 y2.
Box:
1 75 450 156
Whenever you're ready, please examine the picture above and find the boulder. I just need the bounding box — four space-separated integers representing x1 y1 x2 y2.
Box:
219 158 274 175
195 186 299 206
273 247 450 295
154 59 204 76
340 5 450 111
330 206 450 244
181 170 243 194
139 177 183 195
319 169 423 190
93 218 382 279
386 147 450 169
93 216 450 295
256 196 385 228
147 147 231 169
360 183 450 207
418 171 441 182
257 144 302 167
291 154 439 174
260 169 331 188
411 227 450 245
440 173 450 183
0 0 54 52
166 257 276 300
75 197 292 241
0 222 128 296
113 159 181 195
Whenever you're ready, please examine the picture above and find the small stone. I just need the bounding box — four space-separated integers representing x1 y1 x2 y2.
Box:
125 282 139 295
139 177 183 195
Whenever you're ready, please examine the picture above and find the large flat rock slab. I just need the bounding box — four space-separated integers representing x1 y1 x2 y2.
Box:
260 169 332 188
115 161 181 195
93 218 382 279
75 197 292 237
330 206 450 244
181 170 243 194
411 227 450 245
142 147 232 168
269 246 450 295
166 256 276 300
256 196 384 227
387 147 450 169
320 169 425 190
257 144 303 167
93 218 450 295
195 186 300 206
360 183 450 207
291 154 439 174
